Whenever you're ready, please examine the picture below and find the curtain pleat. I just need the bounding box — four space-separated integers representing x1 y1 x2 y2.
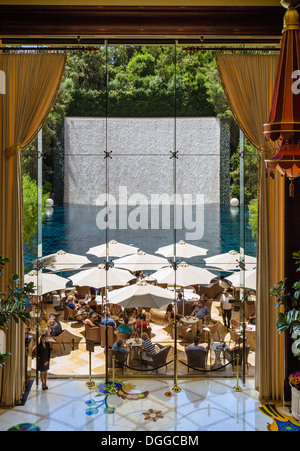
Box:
0 54 66 407
216 54 285 401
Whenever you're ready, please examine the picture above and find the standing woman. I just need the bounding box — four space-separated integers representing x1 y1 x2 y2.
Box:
37 334 51 390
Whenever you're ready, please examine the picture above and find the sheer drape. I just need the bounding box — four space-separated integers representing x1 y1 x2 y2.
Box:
0 54 66 407
216 54 285 401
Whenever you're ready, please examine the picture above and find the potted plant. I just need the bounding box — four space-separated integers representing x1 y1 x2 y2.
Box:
289 371 300 421
270 251 300 420
0 256 34 368
270 251 300 359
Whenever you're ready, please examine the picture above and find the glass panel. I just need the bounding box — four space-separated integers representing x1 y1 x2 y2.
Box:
26 44 258 383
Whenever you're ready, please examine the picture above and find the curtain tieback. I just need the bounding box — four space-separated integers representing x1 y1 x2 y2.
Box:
5 144 22 158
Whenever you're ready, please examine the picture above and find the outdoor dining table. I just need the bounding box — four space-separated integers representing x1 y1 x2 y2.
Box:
181 316 199 335
211 342 228 369
126 338 143 368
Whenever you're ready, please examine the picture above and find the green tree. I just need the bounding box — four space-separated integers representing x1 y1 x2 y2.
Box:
22 173 49 252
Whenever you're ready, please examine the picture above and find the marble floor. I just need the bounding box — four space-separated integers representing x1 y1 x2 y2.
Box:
1 377 299 432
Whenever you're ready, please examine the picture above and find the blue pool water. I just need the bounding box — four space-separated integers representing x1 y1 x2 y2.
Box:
24 204 257 275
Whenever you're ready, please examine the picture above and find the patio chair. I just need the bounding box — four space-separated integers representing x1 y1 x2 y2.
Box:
185 348 208 372
51 330 66 355
116 332 132 341
85 324 101 344
228 328 241 347
66 306 78 323
224 345 250 371
100 324 116 349
203 320 221 343
230 319 241 330
107 349 128 374
141 344 171 374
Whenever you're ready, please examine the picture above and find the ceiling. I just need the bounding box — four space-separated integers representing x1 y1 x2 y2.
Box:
0 1 286 47
0 1 282 5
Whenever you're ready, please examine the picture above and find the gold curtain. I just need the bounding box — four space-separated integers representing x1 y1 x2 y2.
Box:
0 54 66 407
216 54 285 401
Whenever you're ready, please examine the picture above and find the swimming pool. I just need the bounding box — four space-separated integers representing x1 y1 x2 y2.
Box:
24 204 257 275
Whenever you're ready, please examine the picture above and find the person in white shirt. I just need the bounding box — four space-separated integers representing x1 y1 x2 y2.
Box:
220 289 234 329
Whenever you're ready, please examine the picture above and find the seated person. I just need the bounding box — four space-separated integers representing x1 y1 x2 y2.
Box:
166 304 183 324
185 336 208 352
191 300 210 322
88 294 98 312
83 305 99 327
100 312 116 328
66 295 78 310
48 318 63 337
112 338 128 354
141 332 156 356
134 314 148 334
117 316 132 335
137 307 147 317
40 310 49 327
130 307 138 319
249 310 256 325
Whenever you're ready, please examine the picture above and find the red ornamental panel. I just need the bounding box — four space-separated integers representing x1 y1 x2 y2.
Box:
264 4 300 194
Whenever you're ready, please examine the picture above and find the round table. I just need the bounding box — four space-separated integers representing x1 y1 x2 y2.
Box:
211 342 228 369
127 338 143 347
181 316 199 335
126 338 143 368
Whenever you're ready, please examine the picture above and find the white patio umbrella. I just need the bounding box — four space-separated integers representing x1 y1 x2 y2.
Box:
69 264 136 288
151 261 216 287
113 250 169 272
227 268 257 290
204 250 256 271
87 240 139 258
107 280 175 309
24 270 69 295
34 249 91 271
155 240 208 258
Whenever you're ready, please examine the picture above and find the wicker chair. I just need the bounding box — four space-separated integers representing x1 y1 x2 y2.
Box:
203 321 221 342
107 349 128 374
100 324 116 348
116 332 132 341
51 330 66 355
141 344 171 374
66 306 78 323
224 345 250 371
228 328 242 347
230 319 241 330
185 348 208 372
85 324 101 344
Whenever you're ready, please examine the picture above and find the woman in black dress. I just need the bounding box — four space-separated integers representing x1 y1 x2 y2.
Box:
37 334 51 390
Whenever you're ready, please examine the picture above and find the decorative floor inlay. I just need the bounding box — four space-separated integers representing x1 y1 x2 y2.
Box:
85 380 149 416
259 404 300 432
143 409 164 423
7 423 41 432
